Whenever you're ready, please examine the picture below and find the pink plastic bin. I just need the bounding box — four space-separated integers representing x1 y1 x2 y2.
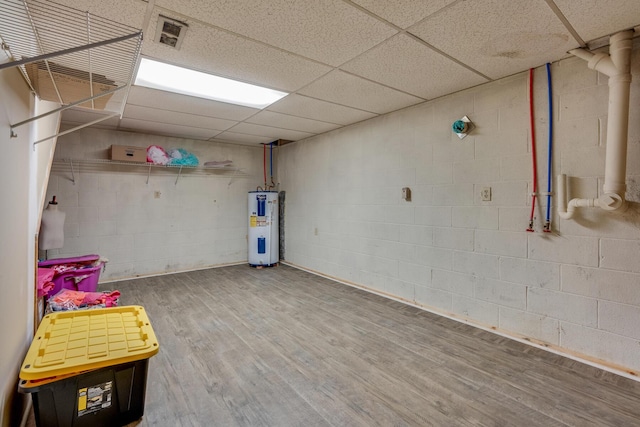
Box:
38 255 104 296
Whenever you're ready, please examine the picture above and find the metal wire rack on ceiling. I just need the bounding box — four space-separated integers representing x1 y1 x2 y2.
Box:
0 0 142 144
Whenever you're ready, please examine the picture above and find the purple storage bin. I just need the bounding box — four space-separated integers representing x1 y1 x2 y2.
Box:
38 254 100 268
38 255 104 296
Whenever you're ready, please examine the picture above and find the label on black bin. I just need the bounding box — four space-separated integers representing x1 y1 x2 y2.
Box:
78 381 113 416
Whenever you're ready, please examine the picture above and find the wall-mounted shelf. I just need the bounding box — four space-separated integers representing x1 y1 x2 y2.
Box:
0 0 142 144
51 158 251 185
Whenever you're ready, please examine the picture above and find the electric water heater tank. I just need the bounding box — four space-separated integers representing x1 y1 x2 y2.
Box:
248 191 279 267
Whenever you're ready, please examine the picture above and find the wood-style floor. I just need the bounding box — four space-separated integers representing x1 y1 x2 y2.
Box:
105 265 640 425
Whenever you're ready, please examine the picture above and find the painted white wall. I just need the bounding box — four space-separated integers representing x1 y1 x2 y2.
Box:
0 68 60 425
279 43 640 374
46 129 264 280
0 64 32 427
35 100 62 221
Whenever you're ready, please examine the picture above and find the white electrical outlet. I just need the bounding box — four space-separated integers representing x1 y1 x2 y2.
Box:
481 187 491 201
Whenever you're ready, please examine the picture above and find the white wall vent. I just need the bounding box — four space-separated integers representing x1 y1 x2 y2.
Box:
154 15 188 50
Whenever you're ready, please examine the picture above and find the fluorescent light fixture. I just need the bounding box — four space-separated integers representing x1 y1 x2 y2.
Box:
134 58 288 109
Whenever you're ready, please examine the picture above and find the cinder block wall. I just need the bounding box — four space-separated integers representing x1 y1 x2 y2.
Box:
46 129 263 280
279 44 640 373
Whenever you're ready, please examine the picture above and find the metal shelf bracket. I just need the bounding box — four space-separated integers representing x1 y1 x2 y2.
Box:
69 158 76 185
0 0 143 142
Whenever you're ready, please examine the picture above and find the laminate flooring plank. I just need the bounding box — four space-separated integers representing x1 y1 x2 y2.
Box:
216 268 567 425
252 311 521 425
184 316 329 426
252 265 640 397
212 264 632 424
196 269 473 426
227 314 458 427
108 264 640 426
120 268 584 424
258 268 640 424
159 275 328 426
445 327 640 423
195 272 419 426
253 268 525 363
258 267 640 419
191 270 552 425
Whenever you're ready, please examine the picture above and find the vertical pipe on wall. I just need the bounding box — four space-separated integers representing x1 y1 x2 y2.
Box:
602 31 633 203
544 63 553 232
263 143 267 188
560 29 634 218
527 68 538 232
270 142 274 187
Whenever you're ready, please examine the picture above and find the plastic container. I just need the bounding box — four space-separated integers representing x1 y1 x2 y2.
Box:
20 359 150 427
38 255 104 295
19 306 159 427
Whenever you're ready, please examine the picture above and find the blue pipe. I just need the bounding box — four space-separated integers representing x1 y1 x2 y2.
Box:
545 63 553 230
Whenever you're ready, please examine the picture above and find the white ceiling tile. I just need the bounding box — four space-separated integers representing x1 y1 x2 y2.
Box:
47 0 148 29
247 111 341 134
227 123 315 141
31 0 639 146
267 94 377 125
212 132 275 145
61 108 121 128
154 0 397 66
119 118 220 140
126 87 259 121
142 12 332 91
408 0 579 79
298 70 424 114
123 105 237 131
342 34 488 99
554 0 640 42
350 0 457 29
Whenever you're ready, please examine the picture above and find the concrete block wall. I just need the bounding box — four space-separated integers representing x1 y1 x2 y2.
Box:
46 128 263 280
279 42 640 373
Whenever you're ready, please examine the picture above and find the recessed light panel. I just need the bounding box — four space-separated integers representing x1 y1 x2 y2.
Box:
134 58 288 109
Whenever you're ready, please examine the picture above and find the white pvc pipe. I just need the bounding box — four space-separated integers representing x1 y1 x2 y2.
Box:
559 30 634 218
557 174 570 219
568 48 595 63
557 174 600 219
602 31 633 206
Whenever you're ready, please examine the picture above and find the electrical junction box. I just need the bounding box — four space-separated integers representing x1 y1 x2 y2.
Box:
402 187 411 201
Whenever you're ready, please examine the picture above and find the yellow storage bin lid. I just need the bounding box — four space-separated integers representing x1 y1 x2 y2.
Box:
20 305 159 380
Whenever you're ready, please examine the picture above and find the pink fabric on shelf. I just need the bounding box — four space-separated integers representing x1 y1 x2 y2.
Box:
147 145 169 165
48 289 121 311
37 268 56 298
51 264 82 275
81 290 121 307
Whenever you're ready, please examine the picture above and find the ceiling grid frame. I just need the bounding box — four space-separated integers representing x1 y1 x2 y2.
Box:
2 0 636 145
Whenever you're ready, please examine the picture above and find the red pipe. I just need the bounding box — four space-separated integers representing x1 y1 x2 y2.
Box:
527 68 538 232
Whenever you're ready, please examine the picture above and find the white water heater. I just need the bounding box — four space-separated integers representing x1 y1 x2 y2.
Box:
248 191 279 267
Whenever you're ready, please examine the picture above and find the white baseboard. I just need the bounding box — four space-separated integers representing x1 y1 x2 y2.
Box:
100 261 247 284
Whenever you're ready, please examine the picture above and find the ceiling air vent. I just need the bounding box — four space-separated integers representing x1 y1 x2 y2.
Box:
154 15 188 50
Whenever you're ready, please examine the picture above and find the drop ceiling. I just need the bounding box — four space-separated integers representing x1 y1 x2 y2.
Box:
31 0 640 145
